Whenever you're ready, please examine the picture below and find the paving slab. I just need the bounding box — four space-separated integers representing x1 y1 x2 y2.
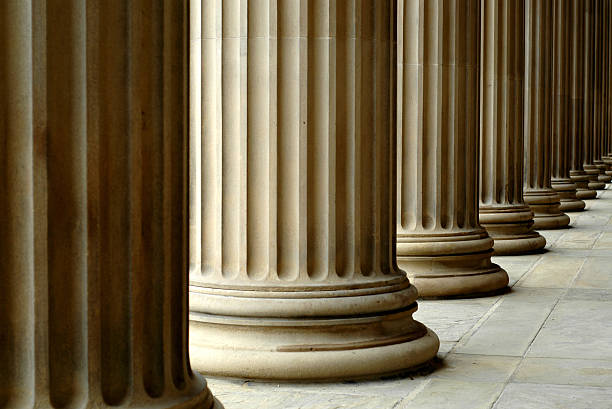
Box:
493 383 612 409
454 288 562 356
398 379 504 409
527 299 612 360
512 357 612 387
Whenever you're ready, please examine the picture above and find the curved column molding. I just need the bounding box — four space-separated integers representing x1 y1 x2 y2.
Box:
583 0 607 189
552 0 585 211
188 0 439 380
479 0 546 254
397 0 508 297
0 1 219 408
570 0 598 199
524 0 571 229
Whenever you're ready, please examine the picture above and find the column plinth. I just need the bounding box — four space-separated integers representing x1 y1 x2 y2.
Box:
478 0 546 254
524 0 571 229
0 2 219 408
396 0 508 296
188 0 439 380
552 0 585 212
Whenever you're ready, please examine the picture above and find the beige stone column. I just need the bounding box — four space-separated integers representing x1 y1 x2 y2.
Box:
396 0 508 297
188 0 439 380
583 0 607 189
570 0 598 199
552 0 586 211
479 0 547 254
0 1 219 408
524 0 571 229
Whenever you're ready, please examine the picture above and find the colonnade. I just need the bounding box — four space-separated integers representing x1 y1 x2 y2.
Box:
188 0 612 381
1 0 612 406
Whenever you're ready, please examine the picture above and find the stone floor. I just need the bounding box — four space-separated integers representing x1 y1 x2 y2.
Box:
198 187 612 409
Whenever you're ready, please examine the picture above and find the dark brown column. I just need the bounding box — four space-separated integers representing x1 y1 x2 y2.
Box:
551 0 586 211
583 0 607 189
570 0 598 199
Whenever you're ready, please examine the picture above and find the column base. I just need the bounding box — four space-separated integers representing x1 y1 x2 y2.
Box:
576 188 598 199
397 229 508 297
189 282 439 380
602 158 612 175
524 188 570 229
479 204 546 255
172 380 223 409
584 166 606 190
552 178 585 212
595 161 611 182
570 171 598 199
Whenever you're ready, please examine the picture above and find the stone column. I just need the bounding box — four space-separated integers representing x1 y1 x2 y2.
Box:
593 0 612 181
524 0 571 229
570 0 598 199
479 0 546 254
583 0 607 189
0 1 219 408
551 0 586 211
601 0 612 172
188 0 439 380
606 0 612 170
396 0 508 297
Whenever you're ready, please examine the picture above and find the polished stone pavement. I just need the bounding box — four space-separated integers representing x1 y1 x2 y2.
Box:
194 187 612 409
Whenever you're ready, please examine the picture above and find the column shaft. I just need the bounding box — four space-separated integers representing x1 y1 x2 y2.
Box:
570 0 598 199
594 0 612 181
602 0 612 172
189 0 439 380
479 0 547 254
397 0 508 297
523 0 570 229
0 2 218 408
551 0 586 211
583 0 607 189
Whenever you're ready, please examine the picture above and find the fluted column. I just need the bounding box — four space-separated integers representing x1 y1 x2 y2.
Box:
603 2 612 170
396 0 508 297
593 0 612 181
188 0 439 380
0 1 219 408
583 0 607 189
479 0 546 255
570 0 598 199
602 0 612 172
551 0 586 211
524 0 571 229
